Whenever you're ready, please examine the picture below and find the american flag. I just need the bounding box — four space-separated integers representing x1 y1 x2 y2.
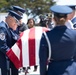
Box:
6 26 49 69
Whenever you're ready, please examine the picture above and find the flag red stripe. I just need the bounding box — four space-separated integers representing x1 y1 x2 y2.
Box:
6 49 21 69
43 27 49 32
28 28 35 66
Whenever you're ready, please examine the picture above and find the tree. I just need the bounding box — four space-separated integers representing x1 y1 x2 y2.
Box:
0 0 8 12
0 0 55 16
25 0 55 15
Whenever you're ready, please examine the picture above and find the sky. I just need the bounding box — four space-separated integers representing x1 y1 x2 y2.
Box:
53 0 76 5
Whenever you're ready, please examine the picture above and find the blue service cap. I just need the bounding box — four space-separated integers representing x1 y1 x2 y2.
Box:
12 6 25 15
50 5 73 17
8 10 22 20
67 5 76 10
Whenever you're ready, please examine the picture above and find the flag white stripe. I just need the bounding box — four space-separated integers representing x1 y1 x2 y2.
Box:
35 27 43 65
12 43 20 60
21 29 30 67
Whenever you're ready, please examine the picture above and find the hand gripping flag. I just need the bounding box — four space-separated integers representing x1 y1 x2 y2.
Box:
6 26 50 69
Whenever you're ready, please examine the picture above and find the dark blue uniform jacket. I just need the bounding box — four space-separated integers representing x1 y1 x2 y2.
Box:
0 21 19 75
39 26 76 75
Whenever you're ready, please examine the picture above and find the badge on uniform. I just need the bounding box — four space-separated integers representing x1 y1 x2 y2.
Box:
0 33 5 40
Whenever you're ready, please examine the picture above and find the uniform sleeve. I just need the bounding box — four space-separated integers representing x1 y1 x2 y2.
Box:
74 46 76 61
73 31 76 61
0 27 10 54
39 33 49 75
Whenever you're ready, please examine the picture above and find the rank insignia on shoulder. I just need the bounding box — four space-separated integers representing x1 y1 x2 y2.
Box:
0 33 5 40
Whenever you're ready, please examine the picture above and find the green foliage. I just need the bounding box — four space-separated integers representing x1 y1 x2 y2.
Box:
0 0 55 16
0 0 8 12
24 0 55 15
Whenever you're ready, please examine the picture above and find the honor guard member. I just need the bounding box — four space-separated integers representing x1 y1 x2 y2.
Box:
39 5 76 75
12 5 28 34
66 5 76 29
69 5 76 28
0 10 22 75
64 5 76 29
56 0 76 29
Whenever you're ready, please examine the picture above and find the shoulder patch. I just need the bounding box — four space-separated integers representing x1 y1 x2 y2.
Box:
0 33 5 40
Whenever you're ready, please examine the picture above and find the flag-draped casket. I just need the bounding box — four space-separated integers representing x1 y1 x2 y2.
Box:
6 26 49 69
